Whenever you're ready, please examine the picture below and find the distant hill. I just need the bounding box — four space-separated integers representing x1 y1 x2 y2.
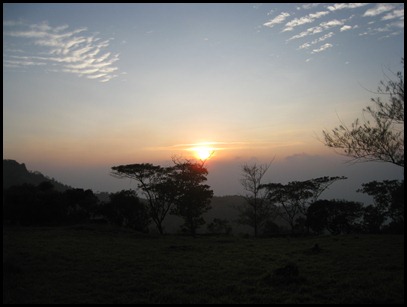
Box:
3 159 71 192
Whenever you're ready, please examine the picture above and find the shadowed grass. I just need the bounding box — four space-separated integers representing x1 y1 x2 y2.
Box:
3 225 404 304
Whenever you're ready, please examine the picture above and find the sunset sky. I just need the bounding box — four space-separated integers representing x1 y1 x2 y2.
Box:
3 3 404 200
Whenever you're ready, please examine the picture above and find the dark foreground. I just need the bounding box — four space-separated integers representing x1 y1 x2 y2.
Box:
3 225 404 304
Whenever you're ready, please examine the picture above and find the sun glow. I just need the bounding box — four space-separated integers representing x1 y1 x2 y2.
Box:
193 146 215 161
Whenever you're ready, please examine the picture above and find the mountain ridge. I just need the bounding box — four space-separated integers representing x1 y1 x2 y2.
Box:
3 159 72 192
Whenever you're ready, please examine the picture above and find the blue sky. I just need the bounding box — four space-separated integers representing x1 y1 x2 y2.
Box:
3 3 404 200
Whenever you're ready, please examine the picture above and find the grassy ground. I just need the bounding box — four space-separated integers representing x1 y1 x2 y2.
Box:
3 225 404 304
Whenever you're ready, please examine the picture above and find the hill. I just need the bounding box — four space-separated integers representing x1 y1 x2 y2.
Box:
3 159 71 192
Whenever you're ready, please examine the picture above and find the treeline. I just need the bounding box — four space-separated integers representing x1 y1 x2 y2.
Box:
3 182 150 232
3 159 214 236
237 164 404 237
3 175 404 236
3 164 404 236
4 181 98 226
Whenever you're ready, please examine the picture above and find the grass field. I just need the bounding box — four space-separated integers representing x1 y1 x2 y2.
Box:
3 225 404 304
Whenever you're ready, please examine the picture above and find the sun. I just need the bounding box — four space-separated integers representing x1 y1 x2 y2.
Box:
194 146 214 161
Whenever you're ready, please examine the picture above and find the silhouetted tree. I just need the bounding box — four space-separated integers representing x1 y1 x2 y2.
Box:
262 176 346 232
111 163 174 234
4 182 65 226
325 200 363 235
357 180 404 233
388 180 404 233
238 162 274 237
307 200 330 234
307 199 363 235
36 182 65 225
101 190 150 232
362 204 385 233
170 159 213 236
4 184 38 225
63 188 98 223
322 58 404 167
111 160 213 236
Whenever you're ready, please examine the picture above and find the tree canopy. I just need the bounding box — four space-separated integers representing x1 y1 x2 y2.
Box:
262 176 347 232
322 58 404 167
111 159 213 235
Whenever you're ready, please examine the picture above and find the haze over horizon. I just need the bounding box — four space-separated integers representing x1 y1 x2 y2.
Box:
3 3 404 203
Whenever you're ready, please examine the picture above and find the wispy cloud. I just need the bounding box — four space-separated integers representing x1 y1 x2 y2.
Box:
261 3 404 60
381 8 404 21
340 25 353 32
283 11 329 32
311 43 333 54
288 19 345 41
3 21 120 82
327 3 369 12
299 3 321 11
298 32 334 50
363 3 395 17
263 12 290 28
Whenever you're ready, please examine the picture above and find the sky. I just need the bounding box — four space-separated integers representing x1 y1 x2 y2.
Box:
3 3 404 202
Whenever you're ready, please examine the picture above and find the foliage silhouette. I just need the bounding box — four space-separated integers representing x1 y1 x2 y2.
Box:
3 182 99 226
111 163 174 234
357 179 404 233
63 188 99 223
170 159 213 236
4 182 64 226
262 176 347 232
322 58 404 167
111 159 213 235
99 189 150 232
307 199 363 235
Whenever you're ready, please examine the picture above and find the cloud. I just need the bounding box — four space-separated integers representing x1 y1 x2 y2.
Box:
381 8 404 21
320 19 345 28
311 43 333 54
288 19 344 41
3 21 120 82
299 32 334 49
327 3 369 12
363 3 395 17
263 12 290 28
283 11 330 32
299 4 321 11
261 3 403 59
288 26 323 41
340 25 353 32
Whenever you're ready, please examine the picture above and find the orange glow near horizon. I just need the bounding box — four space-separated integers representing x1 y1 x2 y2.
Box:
193 146 215 161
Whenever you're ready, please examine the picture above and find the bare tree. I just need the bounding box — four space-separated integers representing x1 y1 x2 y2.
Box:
238 161 275 237
322 58 404 167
